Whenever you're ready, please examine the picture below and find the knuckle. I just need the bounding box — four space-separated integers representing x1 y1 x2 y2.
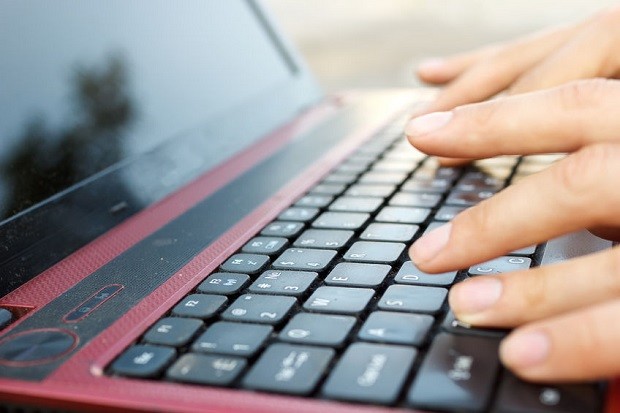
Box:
454 99 503 144
554 79 612 111
519 272 549 312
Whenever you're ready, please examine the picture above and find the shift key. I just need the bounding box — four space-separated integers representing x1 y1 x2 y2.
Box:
408 333 500 412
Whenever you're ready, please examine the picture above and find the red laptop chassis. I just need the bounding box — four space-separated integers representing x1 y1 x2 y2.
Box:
0 90 618 412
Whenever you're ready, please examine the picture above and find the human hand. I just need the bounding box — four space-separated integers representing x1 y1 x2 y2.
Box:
405 79 620 382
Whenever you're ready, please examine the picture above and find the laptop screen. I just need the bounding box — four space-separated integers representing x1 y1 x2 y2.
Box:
0 0 321 297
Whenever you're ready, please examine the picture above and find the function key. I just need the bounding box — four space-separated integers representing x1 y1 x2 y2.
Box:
345 184 396 198
221 294 296 324
304 286 374 315
329 196 383 213
249 270 317 296
325 262 390 288
395 261 457 287
378 285 447 314
358 311 433 346
171 294 227 320
110 344 175 378
143 317 203 347
294 229 353 249
375 206 431 224
192 321 272 357
468 256 532 276
167 354 246 386
273 248 336 272
242 343 334 395
278 207 319 222
279 313 356 347
220 253 269 274
197 273 249 295
241 237 288 256
343 241 405 264
261 221 304 238
312 212 369 230
360 223 418 242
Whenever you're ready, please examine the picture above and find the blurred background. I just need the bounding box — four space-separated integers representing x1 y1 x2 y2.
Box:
266 0 617 92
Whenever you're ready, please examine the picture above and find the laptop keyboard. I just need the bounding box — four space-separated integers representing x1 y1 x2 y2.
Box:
108 114 603 412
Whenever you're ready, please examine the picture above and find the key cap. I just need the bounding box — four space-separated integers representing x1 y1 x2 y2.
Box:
312 211 369 230
343 241 405 263
221 294 296 324
468 256 532 275
493 372 602 413
456 175 504 192
378 285 447 314
171 294 227 319
407 333 501 412
446 190 494 207
110 344 175 378
273 248 336 272
441 311 507 338
304 286 374 315
220 253 269 274
249 270 317 296
197 273 249 295
335 162 367 175
144 317 203 347
322 342 417 405
325 262 390 287
167 354 246 386
242 343 334 395
323 172 358 185
279 313 356 347
358 171 408 185
192 321 272 357
372 159 416 173
294 229 353 249
434 205 466 221
329 196 383 213
346 184 396 197
309 183 346 196
360 223 418 242
389 192 441 208
375 206 430 224
295 194 333 208
395 261 457 286
242 237 288 256
278 207 319 222
413 166 461 182
261 221 304 238
510 245 537 256
401 178 451 194
358 311 433 346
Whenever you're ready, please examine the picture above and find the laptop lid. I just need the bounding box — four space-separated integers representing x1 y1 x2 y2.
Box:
0 0 322 299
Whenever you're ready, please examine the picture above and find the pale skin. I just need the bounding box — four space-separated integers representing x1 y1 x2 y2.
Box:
406 6 620 382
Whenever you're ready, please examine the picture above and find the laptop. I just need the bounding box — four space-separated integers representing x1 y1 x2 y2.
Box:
0 1 617 412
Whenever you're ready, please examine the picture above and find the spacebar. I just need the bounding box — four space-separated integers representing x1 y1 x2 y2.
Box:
540 230 613 266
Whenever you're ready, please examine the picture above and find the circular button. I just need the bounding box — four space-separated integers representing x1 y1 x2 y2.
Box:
0 329 77 366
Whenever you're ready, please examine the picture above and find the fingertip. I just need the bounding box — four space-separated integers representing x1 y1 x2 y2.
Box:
500 329 551 373
417 58 453 84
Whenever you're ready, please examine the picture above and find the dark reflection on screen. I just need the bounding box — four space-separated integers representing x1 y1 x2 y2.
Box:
1 54 135 220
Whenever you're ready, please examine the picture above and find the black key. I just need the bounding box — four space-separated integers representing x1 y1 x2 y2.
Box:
144 317 202 347
407 333 501 412
468 256 532 275
343 241 405 263
312 211 369 230
322 342 417 405
192 321 272 357
446 189 494 207
220 253 269 274
395 261 457 286
273 248 336 271
110 344 175 378
494 372 602 413
358 311 433 346
325 262 390 287
329 196 383 213
304 286 374 315
221 294 296 324
434 205 467 221
278 207 319 222
294 229 353 249
389 192 441 208
261 221 304 238
241 237 288 256
358 171 408 185
295 194 333 208
378 285 447 314
310 183 346 196
249 270 317 296
171 294 227 319
346 184 395 197
441 311 507 338
197 273 249 295
401 178 450 194
242 343 334 395
323 172 358 185
279 313 356 347
167 354 246 386
375 206 431 224
360 223 418 242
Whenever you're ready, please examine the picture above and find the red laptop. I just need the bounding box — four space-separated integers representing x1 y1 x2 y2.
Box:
0 1 617 412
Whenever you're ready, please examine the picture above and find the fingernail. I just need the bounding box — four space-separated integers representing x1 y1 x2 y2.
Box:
418 58 446 73
501 330 550 368
450 277 503 315
410 223 451 264
405 111 452 137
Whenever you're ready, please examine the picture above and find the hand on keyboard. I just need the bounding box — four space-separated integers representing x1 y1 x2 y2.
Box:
406 79 620 383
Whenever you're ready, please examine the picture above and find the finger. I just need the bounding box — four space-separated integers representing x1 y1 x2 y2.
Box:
417 47 494 85
589 226 620 242
500 299 620 381
448 247 620 327
435 156 473 167
409 142 620 273
423 24 577 113
406 79 620 159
